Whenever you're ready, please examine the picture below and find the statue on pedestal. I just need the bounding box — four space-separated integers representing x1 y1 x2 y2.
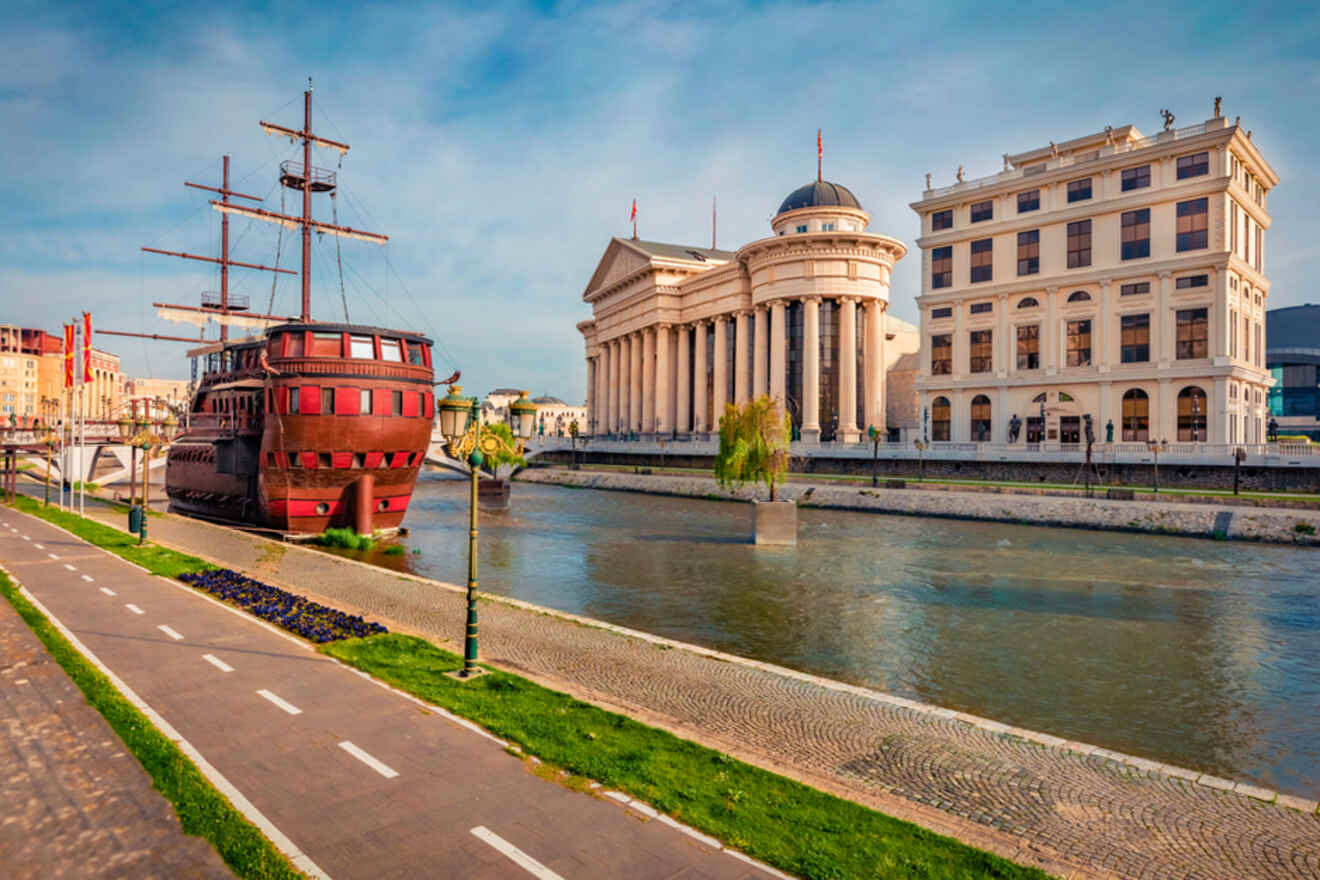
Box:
925 172 932 190
1008 414 1022 443
1160 108 1175 131
1214 96 1222 118
955 165 965 183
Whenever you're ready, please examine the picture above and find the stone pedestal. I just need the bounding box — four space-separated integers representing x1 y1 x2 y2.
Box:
752 499 797 546
478 478 510 510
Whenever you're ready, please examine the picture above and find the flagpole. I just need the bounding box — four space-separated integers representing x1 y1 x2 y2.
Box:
57 383 65 510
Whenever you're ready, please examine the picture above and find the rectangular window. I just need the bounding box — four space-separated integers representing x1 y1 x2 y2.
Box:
1120 314 1150 363
970 200 993 223
931 246 952 289
1230 309 1238 358
931 210 952 230
1067 178 1092 202
1120 281 1150 296
1243 315 1251 363
1121 209 1150 260
1230 202 1238 252
821 222 835 231
970 238 992 283
283 332 304 358
1017 190 1039 213
930 334 952 375
380 339 404 362
349 335 374 359
1175 274 1208 289
1176 151 1209 179
1067 219 1091 268
1016 324 1039 370
969 302 993 315
288 387 300 414
1121 165 1150 191
391 390 403 416
360 388 373 414
1176 308 1208 359
1176 197 1209 251
1017 229 1040 275
1066 319 1092 367
931 307 952 319
1255 226 1263 272
969 330 993 373
309 332 342 357
321 387 334 414
795 224 807 233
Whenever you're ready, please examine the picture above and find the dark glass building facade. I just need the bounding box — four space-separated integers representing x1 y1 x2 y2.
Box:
1266 304 1320 441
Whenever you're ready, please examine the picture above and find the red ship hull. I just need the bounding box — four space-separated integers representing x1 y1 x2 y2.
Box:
166 322 435 535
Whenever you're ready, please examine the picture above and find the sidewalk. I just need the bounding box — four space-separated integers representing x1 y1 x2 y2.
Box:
51 490 1320 880
1 505 781 879
0 584 232 879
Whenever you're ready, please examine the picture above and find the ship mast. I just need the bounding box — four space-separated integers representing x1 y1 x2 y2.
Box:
215 85 388 323
103 155 297 346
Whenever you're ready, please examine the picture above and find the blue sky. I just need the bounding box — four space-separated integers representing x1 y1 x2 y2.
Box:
3 0 1317 401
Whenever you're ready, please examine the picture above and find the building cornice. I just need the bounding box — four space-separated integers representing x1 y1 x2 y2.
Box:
916 256 1230 304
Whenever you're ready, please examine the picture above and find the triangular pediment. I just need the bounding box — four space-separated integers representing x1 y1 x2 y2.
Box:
583 238 654 299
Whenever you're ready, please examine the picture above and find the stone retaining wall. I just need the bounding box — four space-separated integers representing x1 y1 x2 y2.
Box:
516 468 1320 545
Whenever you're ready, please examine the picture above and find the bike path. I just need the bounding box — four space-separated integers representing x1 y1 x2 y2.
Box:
0 508 780 880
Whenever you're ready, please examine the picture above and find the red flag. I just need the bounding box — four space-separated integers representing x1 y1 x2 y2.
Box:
817 129 822 160
629 199 637 223
82 312 93 384
63 324 74 388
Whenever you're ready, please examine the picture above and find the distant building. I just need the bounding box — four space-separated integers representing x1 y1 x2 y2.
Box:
1266 304 1320 441
122 376 191 421
530 396 587 437
910 104 1275 444
0 326 117 426
578 173 919 442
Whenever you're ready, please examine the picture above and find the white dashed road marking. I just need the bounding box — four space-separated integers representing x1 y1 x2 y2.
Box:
125 604 144 615
34 543 43 549
202 654 234 673
338 741 398 778
100 587 117 596
158 625 184 641
470 827 565 880
257 689 302 715
63 563 76 571
81 574 93 582
47 552 58 559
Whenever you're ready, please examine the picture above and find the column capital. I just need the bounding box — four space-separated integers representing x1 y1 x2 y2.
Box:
1099 278 1113 290
1159 270 1172 279
713 314 728 326
802 295 823 305
1045 286 1059 295
656 322 672 332
735 308 754 318
837 295 860 305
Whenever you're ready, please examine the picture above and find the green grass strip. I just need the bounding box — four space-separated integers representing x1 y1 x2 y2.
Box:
0 570 303 879
8 494 212 578
323 633 1053 880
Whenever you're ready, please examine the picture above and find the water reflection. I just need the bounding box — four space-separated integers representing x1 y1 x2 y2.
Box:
382 473 1319 795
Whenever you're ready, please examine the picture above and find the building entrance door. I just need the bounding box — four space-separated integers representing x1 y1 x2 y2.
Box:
1026 416 1044 443
1060 416 1081 444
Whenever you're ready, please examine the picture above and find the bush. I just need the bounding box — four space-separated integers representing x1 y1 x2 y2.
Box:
383 544 405 556
314 527 374 551
179 569 388 642
714 396 792 501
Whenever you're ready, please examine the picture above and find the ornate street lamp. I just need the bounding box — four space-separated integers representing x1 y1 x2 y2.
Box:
1148 438 1169 493
867 424 881 487
438 385 533 679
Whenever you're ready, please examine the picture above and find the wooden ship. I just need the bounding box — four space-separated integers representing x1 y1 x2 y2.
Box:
107 87 440 535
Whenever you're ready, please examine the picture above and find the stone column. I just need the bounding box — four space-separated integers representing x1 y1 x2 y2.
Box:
1097 280 1112 372
1157 377 1174 442
713 316 729 424
996 293 1008 379
629 331 642 433
585 356 595 434
1044 286 1058 374
598 351 609 435
616 338 628 433
1214 269 1230 364
1158 271 1172 367
753 306 769 398
606 341 617 433
734 310 751 404
693 321 708 434
864 298 885 433
675 324 690 434
802 297 821 443
655 323 672 435
769 300 787 407
642 327 656 434
838 297 860 442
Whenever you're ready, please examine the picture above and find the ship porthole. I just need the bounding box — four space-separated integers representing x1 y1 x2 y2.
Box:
377 500 389 512
315 502 329 515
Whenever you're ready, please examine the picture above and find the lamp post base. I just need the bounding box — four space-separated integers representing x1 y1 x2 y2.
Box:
445 666 490 681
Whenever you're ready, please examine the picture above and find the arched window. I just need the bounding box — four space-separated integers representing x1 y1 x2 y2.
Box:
931 396 951 441
1067 290 1092 302
1121 389 1149 441
971 395 992 442
1177 386 1207 441
1017 297 1039 308
1058 391 1074 402
1032 392 1047 403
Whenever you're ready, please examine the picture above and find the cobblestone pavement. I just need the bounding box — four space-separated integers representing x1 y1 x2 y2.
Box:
62 492 1320 880
0 587 233 879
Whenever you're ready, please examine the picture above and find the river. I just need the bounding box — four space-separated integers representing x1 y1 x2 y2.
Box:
360 473 1320 796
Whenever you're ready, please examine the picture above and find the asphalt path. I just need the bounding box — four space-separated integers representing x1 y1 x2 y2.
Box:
0 507 782 880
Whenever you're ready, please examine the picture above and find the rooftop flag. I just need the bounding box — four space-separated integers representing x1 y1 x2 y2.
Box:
82 312 93 384
630 198 637 240
63 324 74 388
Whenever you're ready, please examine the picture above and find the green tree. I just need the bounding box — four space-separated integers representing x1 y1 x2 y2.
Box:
482 420 526 475
714 396 792 501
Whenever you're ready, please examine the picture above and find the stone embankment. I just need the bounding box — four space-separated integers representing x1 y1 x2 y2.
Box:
517 467 1320 545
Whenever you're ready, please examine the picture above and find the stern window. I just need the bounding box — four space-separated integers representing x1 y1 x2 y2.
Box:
380 339 404 362
349 335 375 359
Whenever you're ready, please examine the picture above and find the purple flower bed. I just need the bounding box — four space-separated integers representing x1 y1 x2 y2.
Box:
179 569 388 643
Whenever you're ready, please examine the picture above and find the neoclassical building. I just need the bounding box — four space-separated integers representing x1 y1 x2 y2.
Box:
578 178 918 442
910 105 1276 446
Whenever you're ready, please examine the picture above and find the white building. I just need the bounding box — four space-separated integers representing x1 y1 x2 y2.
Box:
578 173 919 442
910 102 1276 446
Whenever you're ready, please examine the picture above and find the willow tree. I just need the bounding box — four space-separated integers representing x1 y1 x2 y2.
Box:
714 395 792 501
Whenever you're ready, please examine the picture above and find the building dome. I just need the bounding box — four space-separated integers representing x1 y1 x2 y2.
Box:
776 180 863 215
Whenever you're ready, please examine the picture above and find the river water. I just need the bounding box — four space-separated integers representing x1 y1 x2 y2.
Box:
367 473 1320 796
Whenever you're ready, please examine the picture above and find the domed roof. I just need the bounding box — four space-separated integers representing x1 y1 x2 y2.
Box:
776 180 863 215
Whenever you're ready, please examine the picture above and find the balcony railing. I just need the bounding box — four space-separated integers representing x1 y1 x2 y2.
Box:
201 291 250 310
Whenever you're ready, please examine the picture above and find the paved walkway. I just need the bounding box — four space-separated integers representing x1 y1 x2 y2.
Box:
55 490 1320 880
0 576 232 879
0 507 781 880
